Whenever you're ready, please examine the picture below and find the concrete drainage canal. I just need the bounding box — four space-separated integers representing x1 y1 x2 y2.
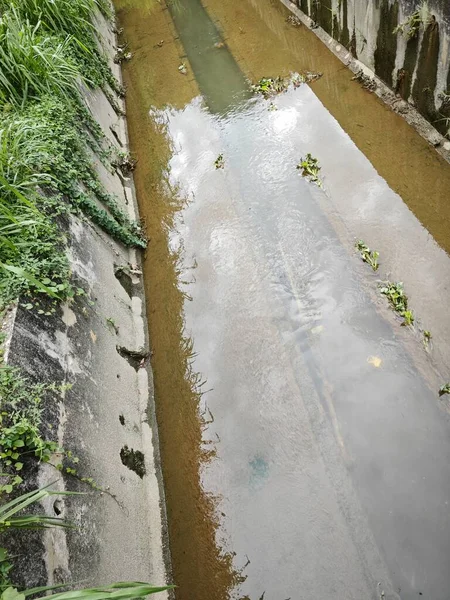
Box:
2 0 450 600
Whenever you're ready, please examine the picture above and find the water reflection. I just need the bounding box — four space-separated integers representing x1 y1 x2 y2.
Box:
157 83 450 600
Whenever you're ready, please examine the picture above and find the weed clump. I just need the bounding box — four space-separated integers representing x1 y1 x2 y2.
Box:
439 383 450 397
0 366 59 494
351 70 377 92
296 153 322 187
355 240 379 271
252 77 289 98
252 73 321 99
214 154 225 169
393 2 433 39
379 281 414 326
286 15 302 27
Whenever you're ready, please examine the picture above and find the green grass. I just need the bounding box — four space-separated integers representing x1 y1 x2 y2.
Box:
0 176 70 307
0 0 118 93
0 0 146 489
0 92 144 303
3 0 101 39
0 7 82 108
0 0 156 591
0 366 61 494
0 0 144 310
0 486 171 596
0 486 77 531
1 582 172 600
5 97 146 246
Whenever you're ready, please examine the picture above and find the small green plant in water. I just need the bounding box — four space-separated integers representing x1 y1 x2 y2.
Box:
214 154 225 169
379 281 414 326
252 73 321 98
439 383 450 397
423 330 432 350
355 240 379 271
402 310 414 327
297 153 322 187
252 77 287 98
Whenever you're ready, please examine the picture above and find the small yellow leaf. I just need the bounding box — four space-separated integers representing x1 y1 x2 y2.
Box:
90 330 97 343
367 355 382 368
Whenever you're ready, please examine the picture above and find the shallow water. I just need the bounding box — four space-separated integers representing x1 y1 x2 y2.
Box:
114 0 450 598
165 0 250 112
157 87 450 599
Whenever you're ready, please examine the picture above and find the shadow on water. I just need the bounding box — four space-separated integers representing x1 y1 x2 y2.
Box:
167 0 251 113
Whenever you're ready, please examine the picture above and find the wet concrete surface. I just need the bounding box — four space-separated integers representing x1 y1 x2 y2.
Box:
115 0 450 599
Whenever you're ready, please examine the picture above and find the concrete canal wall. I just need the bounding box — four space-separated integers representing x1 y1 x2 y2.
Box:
294 0 450 137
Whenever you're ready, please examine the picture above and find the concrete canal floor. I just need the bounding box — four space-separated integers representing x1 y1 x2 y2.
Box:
114 0 450 598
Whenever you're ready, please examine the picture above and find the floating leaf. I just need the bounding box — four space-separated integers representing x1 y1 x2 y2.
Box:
367 355 382 368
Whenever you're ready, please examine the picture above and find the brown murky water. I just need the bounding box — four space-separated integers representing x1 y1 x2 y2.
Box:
204 0 450 255
114 1 450 599
113 3 242 599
